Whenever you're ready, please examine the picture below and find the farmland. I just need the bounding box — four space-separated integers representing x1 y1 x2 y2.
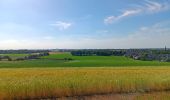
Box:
1 0 170 99
0 52 170 68
0 67 170 99
0 52 170 99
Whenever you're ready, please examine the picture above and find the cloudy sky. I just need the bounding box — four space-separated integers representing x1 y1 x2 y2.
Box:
0 0 170 49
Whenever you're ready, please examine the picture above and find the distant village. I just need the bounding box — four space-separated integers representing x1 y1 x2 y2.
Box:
68 47 170 62
124 47 170 62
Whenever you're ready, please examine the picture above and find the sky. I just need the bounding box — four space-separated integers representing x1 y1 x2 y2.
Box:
0 0 170 49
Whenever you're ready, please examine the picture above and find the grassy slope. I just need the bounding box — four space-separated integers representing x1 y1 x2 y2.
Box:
0 53 169 68
0 67 170 99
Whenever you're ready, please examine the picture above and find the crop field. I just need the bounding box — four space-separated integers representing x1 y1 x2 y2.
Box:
0 52 170 68
0 54 28 57
0 53 170 99
0 67 170 99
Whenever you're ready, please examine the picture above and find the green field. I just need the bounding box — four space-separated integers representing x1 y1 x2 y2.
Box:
0 54 28 57
0 53 169 68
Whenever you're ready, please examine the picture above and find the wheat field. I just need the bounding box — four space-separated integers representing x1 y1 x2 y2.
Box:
0 67 170 99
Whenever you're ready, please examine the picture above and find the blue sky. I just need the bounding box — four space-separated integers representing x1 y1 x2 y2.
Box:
0 0 170 49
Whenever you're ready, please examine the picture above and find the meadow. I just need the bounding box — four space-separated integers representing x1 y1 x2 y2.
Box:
0 67 170 99
0 54 28 57
0 52 169 68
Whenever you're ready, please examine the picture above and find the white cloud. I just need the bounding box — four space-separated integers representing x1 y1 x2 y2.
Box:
104 0 170 24
145 0 168 13
51 21 72 30
104 9 141 24
104 16 116 24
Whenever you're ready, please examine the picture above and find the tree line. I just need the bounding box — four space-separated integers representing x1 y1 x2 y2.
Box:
0 50 50 54
0 52 49 61
71 50 126 56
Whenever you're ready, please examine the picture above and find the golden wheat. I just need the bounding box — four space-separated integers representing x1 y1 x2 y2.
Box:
0 67 170 99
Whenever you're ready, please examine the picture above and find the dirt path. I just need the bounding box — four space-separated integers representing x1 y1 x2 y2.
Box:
55 92 170 100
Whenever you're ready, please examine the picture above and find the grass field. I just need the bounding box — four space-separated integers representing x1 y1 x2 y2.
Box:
0 54 28 57
0 67 170 99
0 53 169 68
0 54 28 59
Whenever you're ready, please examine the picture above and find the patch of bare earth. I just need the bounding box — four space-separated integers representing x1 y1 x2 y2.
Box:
54 92 170 100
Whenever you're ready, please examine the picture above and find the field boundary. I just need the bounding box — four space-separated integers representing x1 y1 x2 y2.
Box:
34 90 170 100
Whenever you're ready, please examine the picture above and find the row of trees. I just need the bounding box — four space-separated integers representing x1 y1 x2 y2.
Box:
71 50 126 56
0 52 50 61
0 50 50 54
16 52 50 61
151 50 170 54
0 56 12 61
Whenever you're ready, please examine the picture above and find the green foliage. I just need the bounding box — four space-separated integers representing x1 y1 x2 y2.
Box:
152 50 170 54
71 50 125 56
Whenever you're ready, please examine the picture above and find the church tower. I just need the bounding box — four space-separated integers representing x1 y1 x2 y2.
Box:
165 46 167 51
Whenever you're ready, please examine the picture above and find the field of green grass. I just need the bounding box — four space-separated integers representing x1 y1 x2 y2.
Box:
0 52 169 68
0 54 28 57
0 67 170 99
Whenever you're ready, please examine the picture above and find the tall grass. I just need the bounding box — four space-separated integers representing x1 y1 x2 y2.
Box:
0 67 170 99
